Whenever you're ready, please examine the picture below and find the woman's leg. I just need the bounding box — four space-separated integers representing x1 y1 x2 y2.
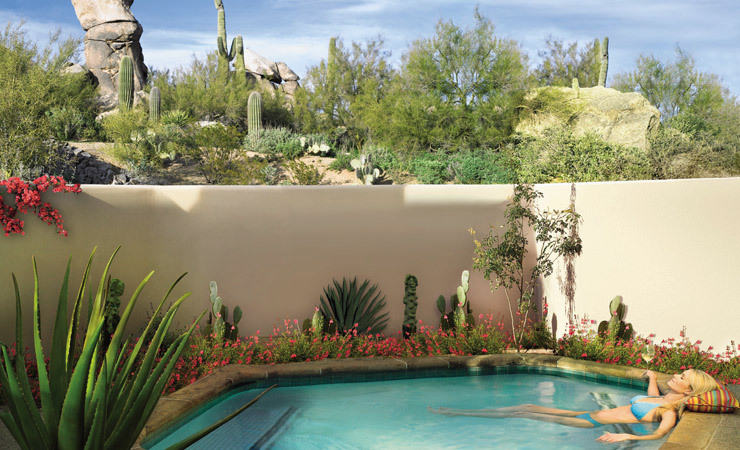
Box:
428 406 595 428
433 404 586 417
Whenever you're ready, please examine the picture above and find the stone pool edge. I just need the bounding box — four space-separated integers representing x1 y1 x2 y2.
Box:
134 354 736 450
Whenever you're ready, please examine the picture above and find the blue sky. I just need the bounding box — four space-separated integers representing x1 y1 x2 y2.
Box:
2 1 739 97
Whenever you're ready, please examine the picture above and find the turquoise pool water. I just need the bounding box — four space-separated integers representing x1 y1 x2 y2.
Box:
144 369 667 449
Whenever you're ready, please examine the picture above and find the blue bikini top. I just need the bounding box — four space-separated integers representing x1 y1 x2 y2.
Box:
630 395 661 420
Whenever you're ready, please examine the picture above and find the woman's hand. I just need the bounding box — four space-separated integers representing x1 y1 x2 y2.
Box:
643 370 657 381
597 432 633 443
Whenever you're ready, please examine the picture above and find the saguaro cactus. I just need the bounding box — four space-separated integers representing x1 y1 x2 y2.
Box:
214 0 237 84
402 274 419 338
598 37 609 87
233 34 247 85
248 91 262 134
149 86 161 122
118 55 134 111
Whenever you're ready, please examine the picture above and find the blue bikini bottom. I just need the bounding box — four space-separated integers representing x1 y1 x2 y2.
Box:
576 412 602 427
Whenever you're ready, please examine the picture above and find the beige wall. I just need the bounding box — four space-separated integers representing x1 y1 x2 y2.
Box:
1 179 738 352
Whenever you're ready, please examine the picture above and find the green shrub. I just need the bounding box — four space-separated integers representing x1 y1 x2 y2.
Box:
287 160 324 185
514 126 651 183
194 125 265 184
244 127 303 160
329 151 354 171
410 152 452 184
101 109 156 173
161 109 193 128
450 149 516 184
0 22 96 177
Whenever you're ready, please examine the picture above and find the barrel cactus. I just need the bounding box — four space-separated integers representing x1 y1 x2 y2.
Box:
118 55 134 111
597 295 633 341
402 274 419 338
248 91 262 135
149 86 161 122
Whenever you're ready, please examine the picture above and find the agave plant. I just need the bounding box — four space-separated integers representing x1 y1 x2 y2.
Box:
0 247 204 450
319 277 389 335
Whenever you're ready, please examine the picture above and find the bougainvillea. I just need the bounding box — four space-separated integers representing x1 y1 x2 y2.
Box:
0 175 81 237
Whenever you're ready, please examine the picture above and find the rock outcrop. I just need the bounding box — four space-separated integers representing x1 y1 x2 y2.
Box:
71 0 147 110
516 86 661 151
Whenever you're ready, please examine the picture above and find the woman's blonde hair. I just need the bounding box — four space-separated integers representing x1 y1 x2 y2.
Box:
654 369 720 420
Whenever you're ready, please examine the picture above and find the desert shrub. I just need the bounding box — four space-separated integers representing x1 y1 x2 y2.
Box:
450 149 516 184
193 124 265 184
287 160 324 185
329 151 354 172
101 109 155 173
244 127 303 160
363 144 400 173
514 126 651 183
410 152 452 184
0 22 95 177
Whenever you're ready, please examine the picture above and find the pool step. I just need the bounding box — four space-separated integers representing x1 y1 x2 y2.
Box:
188 405 298 449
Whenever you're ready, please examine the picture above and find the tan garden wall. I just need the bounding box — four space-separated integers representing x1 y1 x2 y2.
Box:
1 179 738 353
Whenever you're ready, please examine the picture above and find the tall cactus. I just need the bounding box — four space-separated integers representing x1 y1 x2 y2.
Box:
326 37 338 124
598 37 609 87
214 0 237 84
118 55 134 112
233 35 246 85
149 86 161 122
248 91 262 134
402 274 419 338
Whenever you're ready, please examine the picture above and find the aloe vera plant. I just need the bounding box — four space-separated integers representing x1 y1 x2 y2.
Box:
0 247 204 450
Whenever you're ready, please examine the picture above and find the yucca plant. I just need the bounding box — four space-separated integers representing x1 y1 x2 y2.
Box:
319 277 389 335
0 247 205 450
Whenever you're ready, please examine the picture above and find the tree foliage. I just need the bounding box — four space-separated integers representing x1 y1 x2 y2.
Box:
366 8 530 154
535 36 601 87
612 46 727 120
293 36 395 150
0 20 97 178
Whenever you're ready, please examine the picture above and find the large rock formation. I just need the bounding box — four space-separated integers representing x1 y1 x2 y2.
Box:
71 0 147 110
516 86 661 151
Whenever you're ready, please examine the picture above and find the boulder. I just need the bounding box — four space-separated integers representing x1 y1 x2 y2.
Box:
280 80 300 96
515 86 661 151
243 48 281 82
71 0 147 111
276 62 300 81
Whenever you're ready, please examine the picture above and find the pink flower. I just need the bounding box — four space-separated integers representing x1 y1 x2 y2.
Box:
581 353 587 357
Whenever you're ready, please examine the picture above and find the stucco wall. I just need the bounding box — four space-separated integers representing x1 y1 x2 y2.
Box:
1 179 738 352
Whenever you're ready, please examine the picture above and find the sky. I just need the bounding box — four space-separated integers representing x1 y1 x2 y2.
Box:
2 0 739 97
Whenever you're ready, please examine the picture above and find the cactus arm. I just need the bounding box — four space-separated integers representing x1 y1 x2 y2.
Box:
598 37 609 87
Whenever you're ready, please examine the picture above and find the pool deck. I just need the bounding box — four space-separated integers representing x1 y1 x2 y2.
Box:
133 354 739 450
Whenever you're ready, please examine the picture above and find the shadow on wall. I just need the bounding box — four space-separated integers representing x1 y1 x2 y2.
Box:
0 185 513 345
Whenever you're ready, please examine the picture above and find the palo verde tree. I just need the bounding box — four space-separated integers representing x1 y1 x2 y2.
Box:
294 35 395 150
534 36 601 88
367 8 530 154
611 46 726 121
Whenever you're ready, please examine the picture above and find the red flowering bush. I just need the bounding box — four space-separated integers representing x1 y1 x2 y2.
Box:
0 175 81 236
556 318 740 385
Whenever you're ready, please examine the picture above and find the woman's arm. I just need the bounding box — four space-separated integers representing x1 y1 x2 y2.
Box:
595 411 677 443
645 370 660 397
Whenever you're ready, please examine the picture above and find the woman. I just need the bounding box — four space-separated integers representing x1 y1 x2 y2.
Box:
428 369 720 443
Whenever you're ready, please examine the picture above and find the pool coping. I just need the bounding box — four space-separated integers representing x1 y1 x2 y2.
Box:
134 354 739 450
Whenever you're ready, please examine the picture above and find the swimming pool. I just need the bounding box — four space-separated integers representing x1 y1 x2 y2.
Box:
143 367 668 449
